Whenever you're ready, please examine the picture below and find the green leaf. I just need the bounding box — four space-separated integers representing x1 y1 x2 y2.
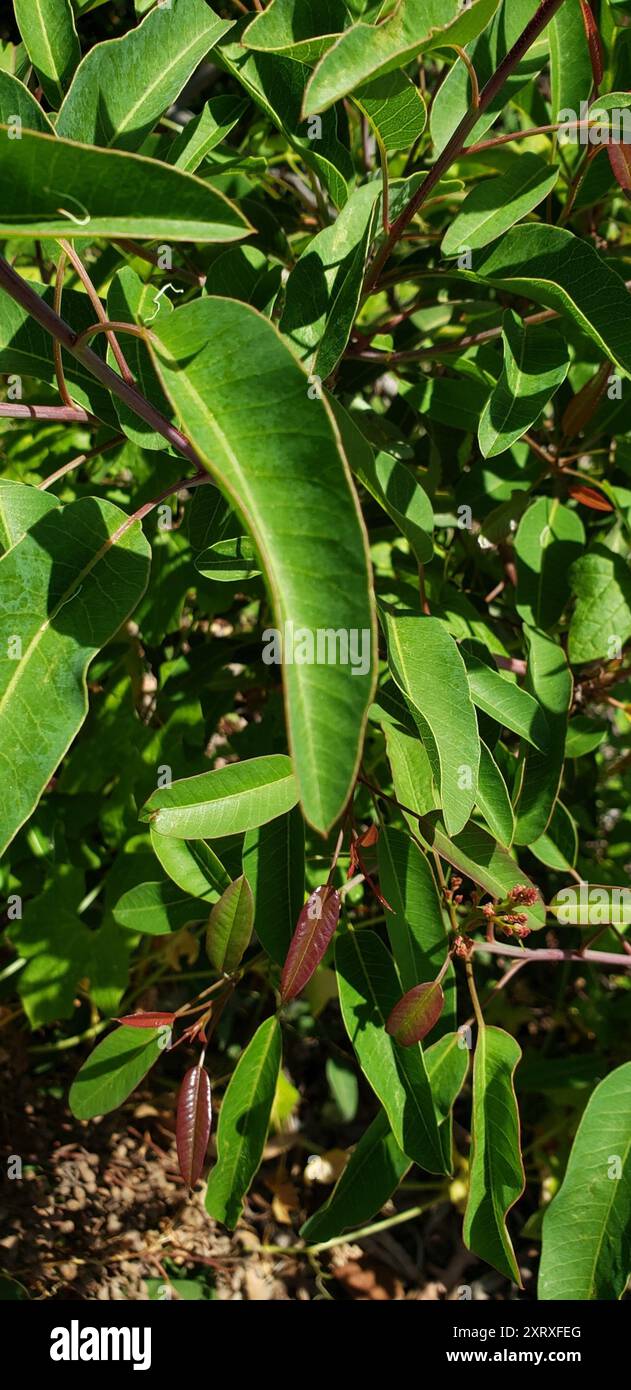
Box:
69 1024 166 1120
113 880 205 935
149 296 376 834
206 875 254 975
569 545 631 663
428 1030 470 1170
0 497 150 857
476 740 515 846
195 536 261 583
416 815 545 929
377 825 455 1033
150 826 231 904
550 0 593 116
381 610 480 836
443 155 559 259
57 0 231 151
0 479 61 553
242 808 305 966
513 627 573 845
477 312 570 458
14 0 80 108
0 69 56 132
529 799 578 873
355 69 426 153
381 709 438 822
461 642 549 750
205 1015 282 1228
142 755 299 840
242 0 348 63
303 0 501 114
469 226 631 377
300 1110 410 1244
565 716 607 759
325 1055 359 1123
165 95 249 172
463 1025 525 1285
335 929 447 1174
539 1063 631 1300
515 497 585 630
0 126 252 241
280 182 380 379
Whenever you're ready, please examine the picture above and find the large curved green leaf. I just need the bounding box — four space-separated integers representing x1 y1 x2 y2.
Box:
463 1025 525 1285
0 497 150 857
57 0 231 151
217 29 352 209
539 1063 631 1299
0 126 251 241
149 296 376 834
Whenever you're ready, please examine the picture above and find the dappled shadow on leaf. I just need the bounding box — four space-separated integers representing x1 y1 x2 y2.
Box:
23 497 149 641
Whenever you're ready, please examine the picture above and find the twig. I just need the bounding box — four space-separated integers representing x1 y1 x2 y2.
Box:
59 238 135 385
109 470 213 545
465 958 485 1030
74 319 153 350
472 940 631 970
113 239 205 288
0 255 200 468
0 403 91 422
452 44 480 109
39 434 124 490
53 250 75 410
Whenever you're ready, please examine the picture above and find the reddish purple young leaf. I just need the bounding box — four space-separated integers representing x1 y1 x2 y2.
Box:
580 0 604 89
607 142 631 195
280 885 341 1002
176 1063 212 1190
115 1011 177 1028
386 981 445 1048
